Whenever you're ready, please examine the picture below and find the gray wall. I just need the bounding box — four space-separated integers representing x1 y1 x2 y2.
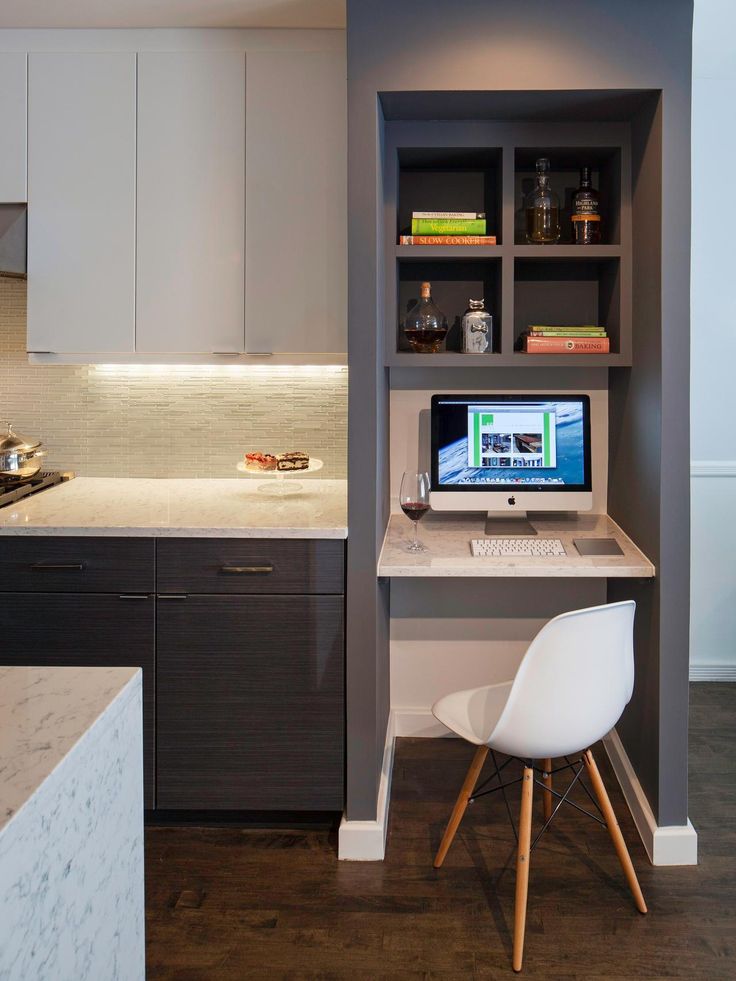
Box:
347 0 693 826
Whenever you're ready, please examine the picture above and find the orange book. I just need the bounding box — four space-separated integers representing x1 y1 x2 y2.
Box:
524 335 610 354
399 235 497 245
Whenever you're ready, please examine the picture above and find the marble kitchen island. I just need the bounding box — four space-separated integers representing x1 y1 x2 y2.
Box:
0 666 145 981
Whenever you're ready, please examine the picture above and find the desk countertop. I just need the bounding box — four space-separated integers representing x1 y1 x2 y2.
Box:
0 477 347 539
378 512 655 578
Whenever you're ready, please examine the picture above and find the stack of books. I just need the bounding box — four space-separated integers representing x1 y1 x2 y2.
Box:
522 325 610 354
400 211 496 246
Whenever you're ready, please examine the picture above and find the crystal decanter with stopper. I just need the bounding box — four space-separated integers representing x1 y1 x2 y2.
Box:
403 281 448 353
524 157 561 244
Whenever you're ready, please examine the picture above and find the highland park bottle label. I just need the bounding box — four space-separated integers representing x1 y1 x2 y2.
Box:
572 166 601 244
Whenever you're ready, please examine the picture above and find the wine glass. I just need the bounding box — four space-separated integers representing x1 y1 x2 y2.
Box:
399 471 430 552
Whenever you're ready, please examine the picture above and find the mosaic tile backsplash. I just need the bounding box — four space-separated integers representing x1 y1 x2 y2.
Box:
0 278 347 478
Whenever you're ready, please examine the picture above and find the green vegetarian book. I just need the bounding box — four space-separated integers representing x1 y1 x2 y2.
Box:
411 218 487 235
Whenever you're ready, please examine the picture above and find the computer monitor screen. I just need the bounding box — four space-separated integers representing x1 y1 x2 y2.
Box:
430 394 591 512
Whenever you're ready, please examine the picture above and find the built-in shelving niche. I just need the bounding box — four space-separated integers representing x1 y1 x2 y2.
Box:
396 256 502 355
514 255 621 353
514 146 622 245
383 124 631 367
397 147 503 243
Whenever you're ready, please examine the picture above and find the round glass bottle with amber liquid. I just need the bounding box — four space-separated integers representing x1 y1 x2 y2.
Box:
524 157 560 244
403 281 448 353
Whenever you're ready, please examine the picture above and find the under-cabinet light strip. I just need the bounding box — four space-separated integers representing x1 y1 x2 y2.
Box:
92 364 348 378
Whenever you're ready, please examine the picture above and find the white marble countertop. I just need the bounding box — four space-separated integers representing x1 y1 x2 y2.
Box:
379 512 656 578
0 665 140 834
0 477 348 538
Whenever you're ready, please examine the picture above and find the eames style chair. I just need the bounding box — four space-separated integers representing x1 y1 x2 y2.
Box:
431 600 647 972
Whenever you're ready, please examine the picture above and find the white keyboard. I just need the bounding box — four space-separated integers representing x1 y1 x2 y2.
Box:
470 537 566 558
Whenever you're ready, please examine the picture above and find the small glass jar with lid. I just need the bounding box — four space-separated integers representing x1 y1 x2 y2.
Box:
461 298 493 354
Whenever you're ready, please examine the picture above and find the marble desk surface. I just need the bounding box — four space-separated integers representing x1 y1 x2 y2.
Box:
0 665 140 834
0 477 348 538
379 511 656 578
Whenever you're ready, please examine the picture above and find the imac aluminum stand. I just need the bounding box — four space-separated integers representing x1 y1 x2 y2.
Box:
484 512 538 536
483 511 579 535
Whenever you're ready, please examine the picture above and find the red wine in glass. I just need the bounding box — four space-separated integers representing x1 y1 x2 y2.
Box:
401 501 430 522
399 471 430 552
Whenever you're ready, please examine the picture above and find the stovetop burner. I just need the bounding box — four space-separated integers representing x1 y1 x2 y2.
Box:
0 471 73 509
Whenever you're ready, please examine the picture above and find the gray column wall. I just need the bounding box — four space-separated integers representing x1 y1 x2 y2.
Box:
347 0 693 825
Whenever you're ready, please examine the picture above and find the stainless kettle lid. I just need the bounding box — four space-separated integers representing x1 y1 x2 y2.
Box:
0 421 42 454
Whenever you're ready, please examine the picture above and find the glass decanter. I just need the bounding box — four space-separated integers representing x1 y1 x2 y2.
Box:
403 281 448 353
524 157 561 244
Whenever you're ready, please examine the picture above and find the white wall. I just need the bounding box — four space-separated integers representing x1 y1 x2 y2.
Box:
390 577 606 731
690 1 736 678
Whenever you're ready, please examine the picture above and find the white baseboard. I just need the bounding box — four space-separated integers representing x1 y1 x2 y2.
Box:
393 706 452 738
689 664 736 681
602 728 698 866
337 708 449 859
338 712 396 861
690 460 736 477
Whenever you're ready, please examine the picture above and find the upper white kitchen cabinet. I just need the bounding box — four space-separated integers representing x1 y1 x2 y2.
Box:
27 53 136 353
136 51 245 355
245 50 346 356
0 52 27 202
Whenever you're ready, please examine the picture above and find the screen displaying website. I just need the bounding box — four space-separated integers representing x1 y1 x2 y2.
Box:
435 398 588 488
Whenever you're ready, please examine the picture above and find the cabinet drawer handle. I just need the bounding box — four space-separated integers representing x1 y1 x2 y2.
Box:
30 562 84 572
119 594 150 601
158 594 188 600
220 565 273 574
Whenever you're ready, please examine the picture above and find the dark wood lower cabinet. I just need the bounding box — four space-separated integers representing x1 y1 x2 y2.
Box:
156 594 344 810
0 591 156 807
4 535 345 814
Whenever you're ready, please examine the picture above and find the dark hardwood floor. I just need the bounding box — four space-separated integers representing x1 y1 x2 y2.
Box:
146 683 736 979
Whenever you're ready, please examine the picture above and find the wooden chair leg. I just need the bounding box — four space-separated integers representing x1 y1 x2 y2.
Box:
513 765 535 973
541 758 553 822
583 749 647 914
433 745 488 869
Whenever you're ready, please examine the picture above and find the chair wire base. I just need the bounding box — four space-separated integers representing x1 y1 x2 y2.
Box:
468 752 606 851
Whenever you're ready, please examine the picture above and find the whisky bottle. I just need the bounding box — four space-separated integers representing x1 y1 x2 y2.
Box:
571 166 601 244
403 282 448 353
524 158 560 244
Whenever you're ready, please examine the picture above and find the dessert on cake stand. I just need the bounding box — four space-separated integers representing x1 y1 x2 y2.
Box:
236 458 323 495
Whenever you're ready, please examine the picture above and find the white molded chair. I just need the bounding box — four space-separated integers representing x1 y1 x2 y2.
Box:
431 600 647 973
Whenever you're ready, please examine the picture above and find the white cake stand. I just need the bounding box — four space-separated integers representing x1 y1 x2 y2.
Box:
236 458 323 495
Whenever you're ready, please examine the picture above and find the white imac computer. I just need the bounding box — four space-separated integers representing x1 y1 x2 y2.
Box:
430 394 592 535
